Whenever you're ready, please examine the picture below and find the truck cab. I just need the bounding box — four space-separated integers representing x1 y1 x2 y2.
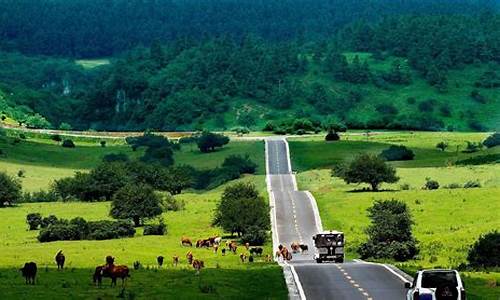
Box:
312 231 344 263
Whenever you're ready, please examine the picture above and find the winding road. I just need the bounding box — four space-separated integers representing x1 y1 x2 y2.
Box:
266 137 410 300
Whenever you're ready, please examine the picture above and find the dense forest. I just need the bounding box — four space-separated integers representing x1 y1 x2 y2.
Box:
0 0 499 132
0 0 497 57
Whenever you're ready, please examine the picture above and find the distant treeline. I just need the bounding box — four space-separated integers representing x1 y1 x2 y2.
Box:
0 0 497 57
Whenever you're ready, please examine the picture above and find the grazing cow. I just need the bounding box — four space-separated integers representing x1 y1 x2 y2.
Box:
172 255 179 267
265 254 273 262
248 256 254 263
20 262 37 285
239 253 247 263
229 242 238 254
157 256 164 267
101 264 130 287
281 247 292 261
181 237 193 247
285 251 292 261
55 250 65 270
249 247 263 256
213 244 219 253
214 237 222 245
221 248 226 256
244 242 250 250
275 250 282 261
186 251 193 264
106 256 115 265
93 266 104 286
290 242 300 253
196 239 211 248
192 259 204 275
299 244 308 253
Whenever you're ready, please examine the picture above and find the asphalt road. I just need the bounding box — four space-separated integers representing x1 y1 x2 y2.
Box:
266 138 408 300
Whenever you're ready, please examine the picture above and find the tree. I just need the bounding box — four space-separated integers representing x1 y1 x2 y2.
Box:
213 182 270 236
25 113 51 129
0 172 22 207
110 184 163 227
358 199 419 261
483 132 500 148
62 139 75 148
467 231 500 268
59 122 72 131
26 213 42 230
325 130 340 141
158 165 194 195
333 153 399 191
89 162 129 200
436 141 448 151
222 154 257 174
196 131 229 153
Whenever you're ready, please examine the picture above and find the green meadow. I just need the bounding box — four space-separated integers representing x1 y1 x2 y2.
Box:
0 135 286 299
290 131 500 299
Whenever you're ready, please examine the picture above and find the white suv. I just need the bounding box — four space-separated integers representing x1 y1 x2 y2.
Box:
405 269 466 300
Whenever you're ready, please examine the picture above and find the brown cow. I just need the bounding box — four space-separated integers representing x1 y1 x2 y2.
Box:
291 242 300 253
266 254 273 262
55 250 65 270
186 251 193 264
181 237 193 247
229 242 238 254
192 259 204 275
93 265 105 286
20 262 37 284
213 244 219 253
101 264 130 287
239 253 247 263
196 239 211 248
172 255 179 267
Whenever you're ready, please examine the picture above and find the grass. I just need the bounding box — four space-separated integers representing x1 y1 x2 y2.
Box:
0 136 265 191
291 131 500 298
289 131 498 172
0 175 286 299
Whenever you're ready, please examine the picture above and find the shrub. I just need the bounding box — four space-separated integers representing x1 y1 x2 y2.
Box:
483 132 500 148
241 226 268 245
87 220 135 240
436 141 448 151
456 154 500 165
41 215 59 228
358 199 418 261
262 122 275 132
163 194 185 211
102 153 129 163
423 178 439 190
468 231 500 268
143 221 167 236
400 183 410 190
51 134 62 142
19 133 26 139
379 145 414 161
100 141 106 147
26 213 42 230
17 169 25 177
463 180 481 189
38 224 81 242
325 130 340 141
444 183 461 189
62 139 75 148
196 131 229 153
222 154 257 174
0 171 22 207
23 190 59 202
470 90 487 103
463 141 483 153
59 122 72 131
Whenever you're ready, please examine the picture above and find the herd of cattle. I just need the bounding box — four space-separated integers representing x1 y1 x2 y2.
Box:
19 236 310 286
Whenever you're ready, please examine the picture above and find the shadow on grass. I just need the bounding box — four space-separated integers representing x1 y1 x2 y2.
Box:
0 265 287 300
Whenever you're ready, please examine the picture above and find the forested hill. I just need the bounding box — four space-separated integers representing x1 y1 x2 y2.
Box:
0 0 497 57
0 2 498 132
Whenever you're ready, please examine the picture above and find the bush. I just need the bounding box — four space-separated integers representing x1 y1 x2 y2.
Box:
17 169 25 177
163 194 185 211
463 180 481 189
0 171 22 207
436 141 448 151
59 122 72 131
470 89 487 103
87 220 135 240
379 145 415 161
196 131 229 153
325 130 340 141
23 190 59 203
62 139 75 148
100 141 106 147
400 183 410 190
423 178 439 190
463 141 483 153
38 224 81 242
241 226 267 245
483 132 500 148
456 154 500 165
444 183 461 189
26 213 42 230
222 154 257 174
467 231 500 268
51 134 62 142
102 153 129 163
143 221 167 236
41 215 59 228
19 133 26 139
358 199 418 261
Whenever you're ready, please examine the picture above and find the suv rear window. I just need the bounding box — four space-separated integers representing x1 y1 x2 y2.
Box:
421 272 458 288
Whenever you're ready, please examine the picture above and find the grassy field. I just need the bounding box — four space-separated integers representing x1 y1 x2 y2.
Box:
0 173 286 299
0 134 284 299
291 131 500 299
0 135 265 191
